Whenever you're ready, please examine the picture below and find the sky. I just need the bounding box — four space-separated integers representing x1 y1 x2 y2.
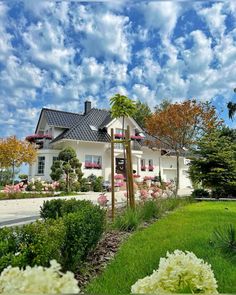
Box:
0 0 236 139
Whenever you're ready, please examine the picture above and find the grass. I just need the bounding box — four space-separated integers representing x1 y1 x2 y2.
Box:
86 202 236 294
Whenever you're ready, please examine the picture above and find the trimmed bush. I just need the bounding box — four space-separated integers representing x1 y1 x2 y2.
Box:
0 219 65 272
0 199 106 272
62 206 105 271
40 198 97 219
191 188 210 198
40 199 64 219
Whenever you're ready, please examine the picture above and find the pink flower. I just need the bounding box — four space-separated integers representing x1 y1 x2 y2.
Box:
97 193 108 206
139 189 149 201
114 174 124 179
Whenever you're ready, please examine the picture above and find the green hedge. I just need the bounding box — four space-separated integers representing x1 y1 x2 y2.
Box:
0 199 105 272
40 198 97 219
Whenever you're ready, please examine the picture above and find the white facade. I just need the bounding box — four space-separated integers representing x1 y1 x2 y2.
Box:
29 115 192 189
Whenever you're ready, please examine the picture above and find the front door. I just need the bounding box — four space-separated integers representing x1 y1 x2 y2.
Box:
116 158 126 177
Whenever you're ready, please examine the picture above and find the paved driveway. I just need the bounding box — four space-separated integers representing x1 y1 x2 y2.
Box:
0 188 192 227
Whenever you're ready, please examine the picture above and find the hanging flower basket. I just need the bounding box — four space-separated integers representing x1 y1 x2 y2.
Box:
26 134 52 142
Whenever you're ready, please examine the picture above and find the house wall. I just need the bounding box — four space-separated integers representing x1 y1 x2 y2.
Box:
29 140 192 189
29 149 61 181
107 117 140 136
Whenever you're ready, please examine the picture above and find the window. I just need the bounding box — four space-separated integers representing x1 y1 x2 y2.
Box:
115 128 125 149
37 156 45 175
52 156 58 164
148 159 154 171
85 155 102 169
115 128 123 135
141 159 146 171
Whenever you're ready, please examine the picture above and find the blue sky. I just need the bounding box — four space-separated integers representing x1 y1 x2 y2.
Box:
0 0 236 139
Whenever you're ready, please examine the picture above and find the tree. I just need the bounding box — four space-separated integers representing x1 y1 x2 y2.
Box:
227 88 236 120
50 147 83 192
110 94 136 206
154 98 171 113
0 168 14 186
110 93 136 166
189 127 236 197
0 136 37 184
146 100 220 195
132 100 152 127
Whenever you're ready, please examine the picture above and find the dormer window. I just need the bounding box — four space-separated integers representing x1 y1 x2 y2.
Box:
89 125 98 131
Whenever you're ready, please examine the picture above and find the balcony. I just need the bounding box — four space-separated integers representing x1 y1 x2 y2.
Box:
25 134 52 149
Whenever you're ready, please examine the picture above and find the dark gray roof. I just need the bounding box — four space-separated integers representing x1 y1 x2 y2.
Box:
44 109 83 128
51 108 111 143
37 107 177 150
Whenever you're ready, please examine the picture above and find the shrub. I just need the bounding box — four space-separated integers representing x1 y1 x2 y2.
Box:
0 219 65 272
131 250 218 294
93 177 103 192
113 208 140 232
0 260 80 294
0 200 105 273
71 181 81 192
212 224 236 257
58 179 67 191
62 206 105 271
80 178 90 192
40 199 64 219
191 188 210 198
40 199 96 220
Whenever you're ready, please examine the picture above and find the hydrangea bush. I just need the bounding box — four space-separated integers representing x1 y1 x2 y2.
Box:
0 260 80 294
131 250 218 294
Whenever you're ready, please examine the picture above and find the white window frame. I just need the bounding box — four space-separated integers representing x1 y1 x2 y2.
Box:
85 155 102 169
37 156 45 175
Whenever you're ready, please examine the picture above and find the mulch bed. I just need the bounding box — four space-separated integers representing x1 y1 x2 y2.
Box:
75 230 131 291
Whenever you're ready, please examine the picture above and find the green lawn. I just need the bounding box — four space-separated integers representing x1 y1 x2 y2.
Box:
86 202 236 294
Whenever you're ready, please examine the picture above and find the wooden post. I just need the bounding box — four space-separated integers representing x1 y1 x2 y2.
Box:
111 128 115 220
125 126 135 209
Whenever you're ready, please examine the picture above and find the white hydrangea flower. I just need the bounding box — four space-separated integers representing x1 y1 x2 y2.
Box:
131 250 218 294
0 260 80 294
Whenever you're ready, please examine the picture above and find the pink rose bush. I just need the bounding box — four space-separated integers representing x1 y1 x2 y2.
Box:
3 183 26 194
97 193 108 207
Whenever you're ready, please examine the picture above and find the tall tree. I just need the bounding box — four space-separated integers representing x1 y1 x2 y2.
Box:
0 136 37 184
110 94 136 202
50 147 83 192
132 100 152 127
189 127 236 197
227 88 236 120
146 100 220 195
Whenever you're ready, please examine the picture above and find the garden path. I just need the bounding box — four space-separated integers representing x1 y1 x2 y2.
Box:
0 188 191 227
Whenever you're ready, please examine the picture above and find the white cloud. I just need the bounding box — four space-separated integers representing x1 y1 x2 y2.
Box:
198 3 226 38
140 1 181 39
183 30 213 73
72 6 131 62
23 21 75 76
0 2 13 61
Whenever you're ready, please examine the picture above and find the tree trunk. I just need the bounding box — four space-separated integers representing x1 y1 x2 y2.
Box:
12 161 15 185
175 150 180 196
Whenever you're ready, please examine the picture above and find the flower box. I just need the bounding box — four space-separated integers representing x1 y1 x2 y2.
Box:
148 165 154 171
85 162 102 169
114 133 125 138
141 166 146 171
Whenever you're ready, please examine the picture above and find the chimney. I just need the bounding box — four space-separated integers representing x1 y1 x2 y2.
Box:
84 100 91 115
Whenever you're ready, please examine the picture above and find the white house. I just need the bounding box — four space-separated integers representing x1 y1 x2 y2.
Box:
27 101 192 189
